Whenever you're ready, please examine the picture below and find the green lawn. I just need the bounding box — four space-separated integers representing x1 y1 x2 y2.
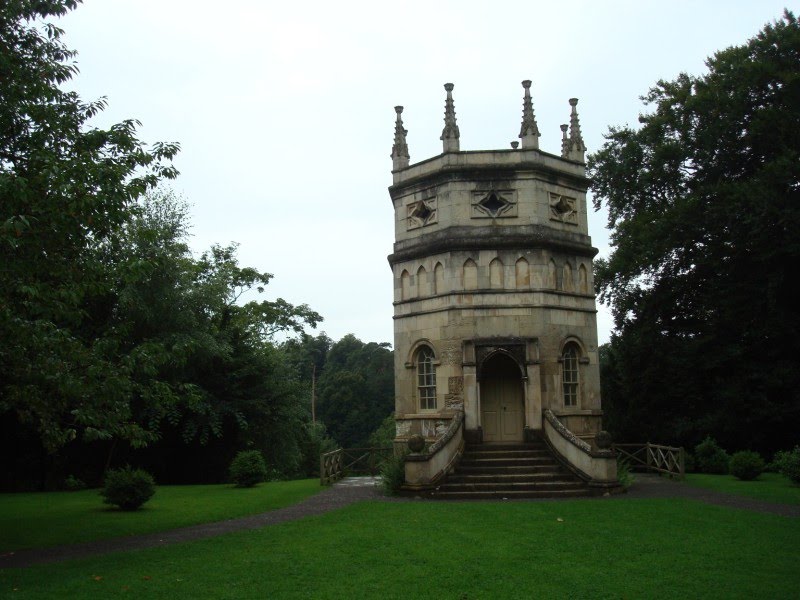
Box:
0 479 320 551
683 472 800 505
2 498 798 599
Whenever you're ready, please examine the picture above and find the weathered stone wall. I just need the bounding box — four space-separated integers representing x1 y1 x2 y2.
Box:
390 106 602 441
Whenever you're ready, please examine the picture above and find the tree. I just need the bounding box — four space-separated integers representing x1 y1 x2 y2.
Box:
588 12 800 452
1 1 178 451
316 335 394 448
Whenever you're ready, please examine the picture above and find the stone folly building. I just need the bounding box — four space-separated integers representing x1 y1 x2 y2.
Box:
388 82 617 493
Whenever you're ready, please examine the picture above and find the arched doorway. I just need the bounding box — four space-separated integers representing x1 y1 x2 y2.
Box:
480 353 524 442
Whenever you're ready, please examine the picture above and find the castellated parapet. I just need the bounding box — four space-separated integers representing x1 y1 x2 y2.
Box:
389 82 602 447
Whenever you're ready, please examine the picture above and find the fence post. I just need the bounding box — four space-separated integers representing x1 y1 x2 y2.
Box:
678 447 685 480
646 443 652 473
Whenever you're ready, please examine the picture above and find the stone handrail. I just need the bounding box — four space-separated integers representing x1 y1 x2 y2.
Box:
403 410 464 490
542 409 618 488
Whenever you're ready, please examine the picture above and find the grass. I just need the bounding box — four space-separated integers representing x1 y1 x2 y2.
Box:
1 498 798 599
0 479 320 551
683 472 800 505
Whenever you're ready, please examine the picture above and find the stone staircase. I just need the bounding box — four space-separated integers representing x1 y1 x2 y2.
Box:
429 440 595 499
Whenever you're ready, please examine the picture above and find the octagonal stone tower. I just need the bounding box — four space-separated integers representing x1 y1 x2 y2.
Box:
389 82 602 449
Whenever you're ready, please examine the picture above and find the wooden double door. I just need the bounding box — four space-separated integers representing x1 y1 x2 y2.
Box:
480 354 524 442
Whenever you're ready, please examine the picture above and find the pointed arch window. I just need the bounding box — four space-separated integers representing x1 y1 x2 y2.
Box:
561 343 580 407
417 346 437 410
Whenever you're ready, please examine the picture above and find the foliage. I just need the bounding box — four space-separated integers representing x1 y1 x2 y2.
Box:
4 501 800 598
616 459 635 489
100 466 155 511
589 13 800 454
62 475 85 491
729 451 765 481
379 450 407 495
229 450 268 487
316 334 394 448
368 413 396 448
297 421 337 477
694 437 730 474
0 1 179 452
0 480 320 551
772 446 800 484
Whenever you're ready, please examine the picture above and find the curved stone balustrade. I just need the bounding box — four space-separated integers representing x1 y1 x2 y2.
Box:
403 411 465 490
542 409 619 489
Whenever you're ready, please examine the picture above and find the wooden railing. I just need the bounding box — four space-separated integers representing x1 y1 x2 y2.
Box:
320 449 343 485
613 443 685 479
320 447 392 485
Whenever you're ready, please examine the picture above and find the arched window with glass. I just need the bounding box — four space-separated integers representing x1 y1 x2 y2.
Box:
561 343 580 407
417 347 437 410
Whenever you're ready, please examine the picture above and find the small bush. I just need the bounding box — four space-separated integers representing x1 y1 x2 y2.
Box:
772 446 800 484
64 475 86 491
616 459 635 489
101 466 155 511
694 437 730 474
380 449 407 496
229 450 268 487
729 451 765 481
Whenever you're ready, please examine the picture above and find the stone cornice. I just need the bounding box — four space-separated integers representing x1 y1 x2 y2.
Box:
388 225 598 265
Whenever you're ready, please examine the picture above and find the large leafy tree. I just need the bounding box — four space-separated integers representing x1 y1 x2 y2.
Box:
589 12 800 452
0 1 179 450
316 335 394 448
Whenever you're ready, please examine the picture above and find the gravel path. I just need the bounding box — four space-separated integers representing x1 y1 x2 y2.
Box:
1 474 796 569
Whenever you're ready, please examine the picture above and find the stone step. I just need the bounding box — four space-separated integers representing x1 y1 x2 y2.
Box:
463 449 552 460
471 443 545 451
446 473 575 484
456 465 563 475
459 457 559 468
438 480 587 492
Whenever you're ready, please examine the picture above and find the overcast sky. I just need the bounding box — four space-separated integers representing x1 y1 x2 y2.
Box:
58 0 791 346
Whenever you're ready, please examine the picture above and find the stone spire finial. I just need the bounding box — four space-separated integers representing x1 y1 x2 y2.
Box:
391 105 410 170
560 124 569 158
567 98 587 162
440 83 460 153
518 80 540 149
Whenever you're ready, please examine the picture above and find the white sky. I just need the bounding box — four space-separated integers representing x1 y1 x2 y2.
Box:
58 0 793 346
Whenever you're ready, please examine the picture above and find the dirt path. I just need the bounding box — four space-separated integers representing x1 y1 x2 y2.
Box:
1 475 796 569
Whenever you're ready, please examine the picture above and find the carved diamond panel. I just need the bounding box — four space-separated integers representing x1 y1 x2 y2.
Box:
549 192 578 225
471 190 517 218
407 198 437 230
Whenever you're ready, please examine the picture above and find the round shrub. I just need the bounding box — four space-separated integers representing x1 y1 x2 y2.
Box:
64 474 86 491
101 466 155 511
694 436 730 474
729 450 765 481
773 446 800 484
229 450 268 487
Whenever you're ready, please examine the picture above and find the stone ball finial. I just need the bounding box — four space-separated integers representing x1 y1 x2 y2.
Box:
560 124 569 133
395 105 404 115
444 83 454 92
569 97 579 107
511 141 519 149
407 434 425 453
521 80 532 89
595 430 613 450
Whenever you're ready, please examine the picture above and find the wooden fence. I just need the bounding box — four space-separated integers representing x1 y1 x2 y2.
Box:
320 447 392 485
613 443 685 479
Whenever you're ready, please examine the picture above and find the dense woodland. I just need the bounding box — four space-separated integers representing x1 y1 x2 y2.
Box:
591 12 800 455
0 2 393 490
2 3 798 490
